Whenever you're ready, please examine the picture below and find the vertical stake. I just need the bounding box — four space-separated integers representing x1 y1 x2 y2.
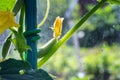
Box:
25 0 37 69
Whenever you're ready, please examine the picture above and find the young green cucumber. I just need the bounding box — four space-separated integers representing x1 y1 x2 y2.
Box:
37 38 57 58
2 34 12 60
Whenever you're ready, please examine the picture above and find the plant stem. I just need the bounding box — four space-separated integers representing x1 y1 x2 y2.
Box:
38 0 107 67
37 0 50 28
19 4 25 33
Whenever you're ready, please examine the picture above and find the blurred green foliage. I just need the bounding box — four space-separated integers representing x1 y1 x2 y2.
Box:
85 5 119 30
78 5 120 47
83 44 120 80
40 43 120 80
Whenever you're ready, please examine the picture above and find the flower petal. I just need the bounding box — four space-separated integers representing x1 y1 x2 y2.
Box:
53 16 64 39
0 10 19 34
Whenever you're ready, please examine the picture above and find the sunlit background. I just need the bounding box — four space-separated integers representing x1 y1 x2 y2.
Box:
0 0 120 80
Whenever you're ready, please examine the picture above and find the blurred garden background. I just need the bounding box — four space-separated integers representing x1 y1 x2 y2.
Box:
0 0 120 80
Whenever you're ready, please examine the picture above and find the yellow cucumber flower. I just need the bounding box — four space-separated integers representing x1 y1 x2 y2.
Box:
52 16 64 39
0 10 19 34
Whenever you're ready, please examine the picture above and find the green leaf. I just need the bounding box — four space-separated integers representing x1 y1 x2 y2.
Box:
2 34 12 60
97 0 120 5
0 58 32 73
108 0 120 4
11 29 30 59
0 58 53 80
1 69 53 80
0 0 16 11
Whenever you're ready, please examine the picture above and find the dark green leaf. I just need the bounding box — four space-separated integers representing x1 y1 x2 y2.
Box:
2 34 12 60
12 0 24 16
0 58 53 80
0 58 32 74
1 69 53 80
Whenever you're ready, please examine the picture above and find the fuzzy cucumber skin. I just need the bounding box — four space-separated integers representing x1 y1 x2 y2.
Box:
37 38 57 58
